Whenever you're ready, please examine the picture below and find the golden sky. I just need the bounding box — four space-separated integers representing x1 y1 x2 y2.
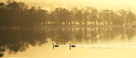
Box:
1 0 136 12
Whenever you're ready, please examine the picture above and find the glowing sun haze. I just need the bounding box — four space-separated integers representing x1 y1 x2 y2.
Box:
1 0 136 12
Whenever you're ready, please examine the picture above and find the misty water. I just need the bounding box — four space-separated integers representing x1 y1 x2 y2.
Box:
1 27 136 58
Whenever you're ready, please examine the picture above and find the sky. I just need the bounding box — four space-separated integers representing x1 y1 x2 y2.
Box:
1 0 136 12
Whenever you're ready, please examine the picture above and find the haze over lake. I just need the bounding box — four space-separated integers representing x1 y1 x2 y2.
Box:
0 27 136 58
1 0 136 58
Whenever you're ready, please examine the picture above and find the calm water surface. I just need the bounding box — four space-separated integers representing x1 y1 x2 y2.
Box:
1 27 136 58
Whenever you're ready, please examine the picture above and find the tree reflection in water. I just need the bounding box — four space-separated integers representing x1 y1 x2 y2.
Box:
0 27 136 56
0 29 48 54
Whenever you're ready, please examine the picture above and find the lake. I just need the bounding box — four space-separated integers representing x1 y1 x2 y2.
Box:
1 27 136 58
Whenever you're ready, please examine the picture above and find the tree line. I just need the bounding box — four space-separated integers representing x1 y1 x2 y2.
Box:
0 0 136 27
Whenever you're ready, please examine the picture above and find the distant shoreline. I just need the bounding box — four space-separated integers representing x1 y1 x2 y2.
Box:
0 25 133 27
38 25 132 27
37 25 133 28
0 25 134 30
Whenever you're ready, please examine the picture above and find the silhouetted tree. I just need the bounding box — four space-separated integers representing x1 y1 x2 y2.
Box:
70 7 78 25
75 9 84 25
